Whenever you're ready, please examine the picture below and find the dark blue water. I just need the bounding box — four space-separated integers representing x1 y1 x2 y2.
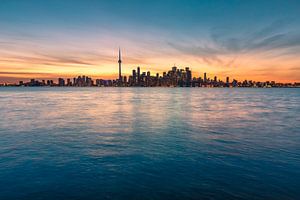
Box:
0 88 299 200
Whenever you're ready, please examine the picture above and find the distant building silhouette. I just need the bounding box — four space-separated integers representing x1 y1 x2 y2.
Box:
58 78 65 86
118 48 122 84
137 66 141 86
5 49 299 88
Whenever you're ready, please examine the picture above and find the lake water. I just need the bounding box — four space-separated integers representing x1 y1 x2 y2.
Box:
0 87 299 200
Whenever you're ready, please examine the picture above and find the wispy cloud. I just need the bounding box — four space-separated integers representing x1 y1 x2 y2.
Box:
168 19 300 66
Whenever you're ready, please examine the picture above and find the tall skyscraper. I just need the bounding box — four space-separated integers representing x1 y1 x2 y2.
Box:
226 77 230 87
186 67 191 87
58 78 65 86
147 71 150 87
137 66 140 86
204 73 207 83
132 69 136 84
118 48 122 83
67 78 71 86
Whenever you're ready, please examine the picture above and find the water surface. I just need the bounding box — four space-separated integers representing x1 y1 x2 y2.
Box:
0 88 299 200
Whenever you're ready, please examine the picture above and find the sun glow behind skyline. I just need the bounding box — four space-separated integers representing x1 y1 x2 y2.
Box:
0 0 300 83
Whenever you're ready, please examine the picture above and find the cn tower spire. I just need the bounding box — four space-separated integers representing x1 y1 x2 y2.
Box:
118 47 122 83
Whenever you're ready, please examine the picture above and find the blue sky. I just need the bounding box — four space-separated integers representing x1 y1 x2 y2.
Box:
0 0 300 82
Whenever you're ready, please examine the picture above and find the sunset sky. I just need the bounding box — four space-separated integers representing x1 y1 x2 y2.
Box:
0 0 300 83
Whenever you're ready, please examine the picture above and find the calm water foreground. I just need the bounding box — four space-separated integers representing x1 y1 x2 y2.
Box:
0 87 299 200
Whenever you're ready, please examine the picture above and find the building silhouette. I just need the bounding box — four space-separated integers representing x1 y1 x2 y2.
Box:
5 49 299 88
118 48 122 84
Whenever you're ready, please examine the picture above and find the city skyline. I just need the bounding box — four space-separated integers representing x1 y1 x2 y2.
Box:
1 48 300 87
5 60 300 88
1 0 300 83
2 48 300 87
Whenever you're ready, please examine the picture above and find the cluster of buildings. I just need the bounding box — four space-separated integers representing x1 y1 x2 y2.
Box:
11 67 299 88
1 49 299 88
17 76 96 87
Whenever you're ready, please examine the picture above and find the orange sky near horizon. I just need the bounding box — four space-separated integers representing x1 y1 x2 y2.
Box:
1 47 299 84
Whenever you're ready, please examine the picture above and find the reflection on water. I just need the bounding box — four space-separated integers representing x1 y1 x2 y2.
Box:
0 88 299 199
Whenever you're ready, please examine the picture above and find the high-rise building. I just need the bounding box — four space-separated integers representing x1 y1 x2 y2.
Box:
232 79 238 87
82 76 86 86
204 73 207 83
132 69 136 84
226 77 230 87
137 67 140 86
172 66 177 72
186 67 191 87
118 48 122 83
58 78 65 86
147 71 150 87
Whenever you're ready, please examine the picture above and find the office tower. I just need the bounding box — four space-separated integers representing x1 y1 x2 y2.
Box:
226 77 230 87
204 73 207 83
118 48 122 83
186 67 191 87
128 76 133 85
86 77 92 87
82 76 85 86
77 76 81 86
147 71 150 87
142 72 146 83
58 78 65 86
232 79 238 87
124 76 127 85
172 66 177 72
30 79 35 86
137 67 140 85
132 69 136 84
96 79 100 86
214 76 217 82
